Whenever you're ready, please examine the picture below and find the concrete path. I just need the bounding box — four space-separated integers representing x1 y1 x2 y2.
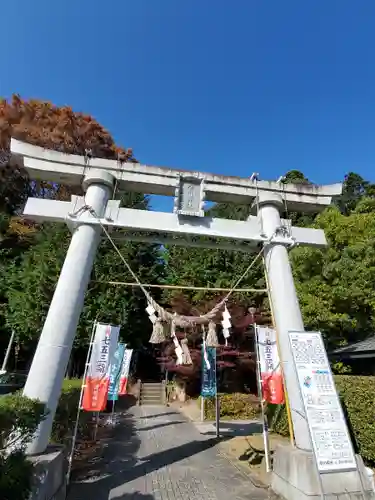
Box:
67 405 272 500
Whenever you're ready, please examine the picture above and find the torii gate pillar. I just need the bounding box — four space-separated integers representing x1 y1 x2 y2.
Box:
11 139 374 499
256 192 311 450
23 170 114 455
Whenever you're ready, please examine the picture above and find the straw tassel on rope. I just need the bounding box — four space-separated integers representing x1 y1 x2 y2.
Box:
206 321 219 347
181 338 192 365
149 319 168 344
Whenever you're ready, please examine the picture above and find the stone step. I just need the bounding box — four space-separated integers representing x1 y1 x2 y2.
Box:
140 394 163 400
139 382 165 406
140 398 164 404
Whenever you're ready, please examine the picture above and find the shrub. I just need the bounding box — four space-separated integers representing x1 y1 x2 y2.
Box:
268 375 375 466
0 393 46 500
200 393 261 420
52 378 91 447
0 379 89 500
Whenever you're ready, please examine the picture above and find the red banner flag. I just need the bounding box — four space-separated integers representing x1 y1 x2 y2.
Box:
256 326 284 405
82 323 120 411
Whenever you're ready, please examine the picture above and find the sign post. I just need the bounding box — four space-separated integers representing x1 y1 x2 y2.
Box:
289 331 357 474
288 331 367 499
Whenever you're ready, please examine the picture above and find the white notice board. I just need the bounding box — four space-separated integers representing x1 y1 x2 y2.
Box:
288 331 357 473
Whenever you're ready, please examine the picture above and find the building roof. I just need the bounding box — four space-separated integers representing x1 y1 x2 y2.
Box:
331 336 375 358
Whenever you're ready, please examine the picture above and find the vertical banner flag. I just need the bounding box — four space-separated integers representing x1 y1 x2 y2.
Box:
201 344 217 397
107 343 126 402
256 326 284 404
82 323 120 411
118 349 133 396
119 349 133 395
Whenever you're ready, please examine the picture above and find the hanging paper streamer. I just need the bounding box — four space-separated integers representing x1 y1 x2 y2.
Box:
82 323 120 411
221 305 231 345
107 343 126 402
256 326 284 405
201 344 217 397
119 348 133 395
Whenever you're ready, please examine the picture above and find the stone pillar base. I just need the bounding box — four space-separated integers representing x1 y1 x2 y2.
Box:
271 444 375 500
30 445 67 500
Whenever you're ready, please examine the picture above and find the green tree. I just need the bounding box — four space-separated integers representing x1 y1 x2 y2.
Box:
0 95 160 371
4 193 164 371
291 206 375 348
336 172 375 215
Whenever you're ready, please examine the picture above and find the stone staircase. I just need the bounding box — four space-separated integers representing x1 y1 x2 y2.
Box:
139 381 166 406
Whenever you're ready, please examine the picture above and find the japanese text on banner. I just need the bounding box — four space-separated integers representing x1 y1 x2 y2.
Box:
256 326 284 404
82 323 120 411
108 343 126 402
119 349 133 396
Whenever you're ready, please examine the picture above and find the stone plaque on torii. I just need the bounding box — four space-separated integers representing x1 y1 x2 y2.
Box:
10 139 374 499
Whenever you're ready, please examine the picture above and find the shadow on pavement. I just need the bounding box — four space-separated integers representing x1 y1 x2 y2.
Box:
198 420 262 437
112 494 155 500
68 422 220 500
137 421 185 432
136 412 180 420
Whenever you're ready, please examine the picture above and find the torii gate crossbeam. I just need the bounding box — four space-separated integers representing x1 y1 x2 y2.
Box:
10 140 337 456
13 140 374 499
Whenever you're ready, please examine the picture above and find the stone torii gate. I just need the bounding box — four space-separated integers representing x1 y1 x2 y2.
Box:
10 139 371 499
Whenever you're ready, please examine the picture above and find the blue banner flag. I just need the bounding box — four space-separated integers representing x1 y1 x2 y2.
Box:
107 343 125 401
201 345 217 397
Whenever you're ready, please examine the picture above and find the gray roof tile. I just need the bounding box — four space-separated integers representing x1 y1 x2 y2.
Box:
332 336 375 354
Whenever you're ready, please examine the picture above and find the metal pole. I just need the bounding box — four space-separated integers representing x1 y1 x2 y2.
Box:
93 412 100 441
67 320 97 485
254 324 271 472
1 330 15 373
215 393 220 438
256 192 311 451
215 348 220 438
200 396 205 422
23 171 114 455
110 399 116 425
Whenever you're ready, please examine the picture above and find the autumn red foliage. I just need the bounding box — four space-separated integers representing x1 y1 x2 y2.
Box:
0 94 137 213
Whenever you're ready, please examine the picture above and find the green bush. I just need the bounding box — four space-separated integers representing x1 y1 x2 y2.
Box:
52 378 91 447
0 393 46 500
200 393 261 420
0 378 89 500
268 375 375 466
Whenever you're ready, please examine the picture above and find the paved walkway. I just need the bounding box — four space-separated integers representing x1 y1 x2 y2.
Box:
68 405 272 500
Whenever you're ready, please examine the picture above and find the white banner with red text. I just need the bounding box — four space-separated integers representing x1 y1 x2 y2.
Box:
82 323 120 411
256 326 284 405
119 348 133 395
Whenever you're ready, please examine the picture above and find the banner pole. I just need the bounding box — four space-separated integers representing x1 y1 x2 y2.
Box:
263 257 295 447
254 323 271 472
1 330 15 373
110 399 116 425
93 411 100 441
215 348 220 439
66 320 97 485
200 396 204 422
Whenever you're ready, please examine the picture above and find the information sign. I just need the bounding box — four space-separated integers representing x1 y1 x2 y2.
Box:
289 331 357 473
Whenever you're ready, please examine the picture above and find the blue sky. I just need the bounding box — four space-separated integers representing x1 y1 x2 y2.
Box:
1 1 375 211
